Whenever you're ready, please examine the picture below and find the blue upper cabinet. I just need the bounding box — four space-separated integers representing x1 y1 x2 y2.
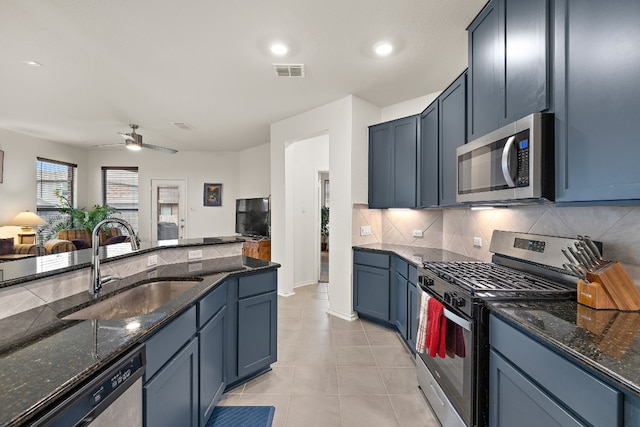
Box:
468 0 549 141
439 71 467 207
418 71 467 208
467 0 501 140
369 115 418 208
418 101 439 208
554 0 640 205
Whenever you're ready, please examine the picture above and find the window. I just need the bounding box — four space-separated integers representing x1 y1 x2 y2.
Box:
102 167 139 232
36 157 77 224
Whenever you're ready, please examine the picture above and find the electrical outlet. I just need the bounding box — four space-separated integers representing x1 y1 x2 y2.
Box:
147 255 158 267
360 225 372 236
412 230 423 238
473 237 482 247
188 250 202 260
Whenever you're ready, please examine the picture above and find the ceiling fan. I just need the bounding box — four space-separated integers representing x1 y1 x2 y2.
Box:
93 124 178 154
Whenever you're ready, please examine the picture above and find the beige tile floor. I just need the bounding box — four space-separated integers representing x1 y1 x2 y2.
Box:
217 282 440 427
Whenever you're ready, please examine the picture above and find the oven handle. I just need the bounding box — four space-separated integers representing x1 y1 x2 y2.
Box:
443 308 472 332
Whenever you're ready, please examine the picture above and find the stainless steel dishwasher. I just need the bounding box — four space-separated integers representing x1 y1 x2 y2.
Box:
32 344 146 427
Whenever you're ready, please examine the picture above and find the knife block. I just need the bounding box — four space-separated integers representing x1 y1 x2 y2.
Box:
582 262 640 311
577 279 617 310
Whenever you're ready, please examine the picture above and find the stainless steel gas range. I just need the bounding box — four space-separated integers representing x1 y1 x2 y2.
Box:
416 231 590 427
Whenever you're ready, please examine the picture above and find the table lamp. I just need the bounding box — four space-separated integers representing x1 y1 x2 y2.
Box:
4 211 48 244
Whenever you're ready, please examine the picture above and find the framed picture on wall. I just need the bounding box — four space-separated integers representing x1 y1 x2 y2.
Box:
0 150 3 183
203 183 222 206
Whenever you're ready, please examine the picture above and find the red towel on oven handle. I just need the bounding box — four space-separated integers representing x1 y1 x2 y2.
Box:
426 297 447 358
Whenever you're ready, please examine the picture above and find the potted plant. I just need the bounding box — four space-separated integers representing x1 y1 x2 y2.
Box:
321 206 329 251
38 190 119 243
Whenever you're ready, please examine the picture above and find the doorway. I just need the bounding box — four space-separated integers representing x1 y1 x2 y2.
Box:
319 172 329 283
151 179 187 241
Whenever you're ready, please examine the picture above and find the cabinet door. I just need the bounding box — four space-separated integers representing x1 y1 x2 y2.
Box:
395 273 408 339
418 101 439 208
468 0 501 140
353 264 391 322
368 122 393 208
439 72 467 207
407 281 420 353
499 0 549 125
225 278 239 385
392 116 418 208
489 350 583 427
554 0 640 204
237 292 277 378
144 338 199 427
199 307 226 427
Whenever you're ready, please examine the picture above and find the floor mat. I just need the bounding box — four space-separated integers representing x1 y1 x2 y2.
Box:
206 406 275 427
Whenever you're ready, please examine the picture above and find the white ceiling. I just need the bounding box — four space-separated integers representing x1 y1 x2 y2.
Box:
0 0 487 153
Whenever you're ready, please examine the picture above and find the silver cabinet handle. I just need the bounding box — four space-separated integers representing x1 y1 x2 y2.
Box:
501 135 517 188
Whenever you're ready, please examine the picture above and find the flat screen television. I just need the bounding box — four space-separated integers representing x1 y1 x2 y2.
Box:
235 197 270 237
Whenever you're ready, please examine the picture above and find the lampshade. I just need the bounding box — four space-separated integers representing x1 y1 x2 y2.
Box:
5 211 48 230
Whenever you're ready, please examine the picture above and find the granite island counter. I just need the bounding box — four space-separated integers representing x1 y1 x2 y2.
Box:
0 237 280 427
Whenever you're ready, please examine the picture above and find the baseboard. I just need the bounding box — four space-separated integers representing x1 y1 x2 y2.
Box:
325 308 359 322
278 290 295 297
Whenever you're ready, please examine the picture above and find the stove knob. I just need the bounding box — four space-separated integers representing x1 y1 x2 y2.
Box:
419 276 434 287
453 297 466 308
443 292 452 304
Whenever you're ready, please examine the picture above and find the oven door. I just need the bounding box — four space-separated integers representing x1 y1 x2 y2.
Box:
418 300 474 427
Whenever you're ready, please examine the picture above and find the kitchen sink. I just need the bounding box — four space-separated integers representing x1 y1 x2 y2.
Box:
61 279 203 320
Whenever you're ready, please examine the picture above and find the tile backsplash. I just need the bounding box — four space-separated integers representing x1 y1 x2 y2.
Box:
353 204 640 282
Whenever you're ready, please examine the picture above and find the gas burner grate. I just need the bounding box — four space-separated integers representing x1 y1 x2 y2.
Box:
422 261 573 295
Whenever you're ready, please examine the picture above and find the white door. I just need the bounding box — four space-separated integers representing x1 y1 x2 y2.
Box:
151 179 187 241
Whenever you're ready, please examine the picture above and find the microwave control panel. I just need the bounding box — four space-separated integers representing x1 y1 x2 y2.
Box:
515 130 530 187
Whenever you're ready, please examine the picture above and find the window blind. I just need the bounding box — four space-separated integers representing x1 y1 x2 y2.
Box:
102 167 139 232
36 157 77 223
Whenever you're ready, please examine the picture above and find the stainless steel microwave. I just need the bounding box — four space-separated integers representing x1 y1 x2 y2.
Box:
456 113 554 204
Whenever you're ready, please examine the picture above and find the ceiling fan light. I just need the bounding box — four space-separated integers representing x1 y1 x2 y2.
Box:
125 140 142 151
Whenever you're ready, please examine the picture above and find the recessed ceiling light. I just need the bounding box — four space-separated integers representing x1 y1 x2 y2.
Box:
270 43 289 56
374 42 393 56
23 60 43 67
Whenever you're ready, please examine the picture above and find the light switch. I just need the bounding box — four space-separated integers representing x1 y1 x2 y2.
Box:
360 225 372 236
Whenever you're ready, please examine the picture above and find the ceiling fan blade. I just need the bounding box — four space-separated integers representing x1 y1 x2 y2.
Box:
93 142 125 148
117 132 135 142
142 143 178 154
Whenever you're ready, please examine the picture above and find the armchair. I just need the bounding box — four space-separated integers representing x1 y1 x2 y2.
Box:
0 237 46 259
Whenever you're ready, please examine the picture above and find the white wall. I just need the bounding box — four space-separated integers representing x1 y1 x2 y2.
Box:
86 149 240 242
0 128 270 244
271 95 380 320
288 135 329 287
380 91 441 122
238 143 271 198
0 129 89 240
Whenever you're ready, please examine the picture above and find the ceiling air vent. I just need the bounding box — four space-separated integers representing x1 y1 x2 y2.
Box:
171 122 193 130
273 63 305 77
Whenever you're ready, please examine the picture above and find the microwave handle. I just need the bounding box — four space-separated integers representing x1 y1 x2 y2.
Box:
501 135 517 188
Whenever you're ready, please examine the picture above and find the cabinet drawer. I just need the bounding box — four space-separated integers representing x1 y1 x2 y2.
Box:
145 306 197 380
395 257 409 279
354 250 390 269
238 270 277 299
198 281 227 328
490 315 622 427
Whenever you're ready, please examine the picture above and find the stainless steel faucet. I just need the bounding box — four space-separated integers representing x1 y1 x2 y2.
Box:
90 218 139 297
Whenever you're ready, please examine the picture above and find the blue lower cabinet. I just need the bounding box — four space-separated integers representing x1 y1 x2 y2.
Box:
198 307 226 427
353 264 391 322
395 273 408 339
237 291 277 378
407 281 419 353
144 338 199 427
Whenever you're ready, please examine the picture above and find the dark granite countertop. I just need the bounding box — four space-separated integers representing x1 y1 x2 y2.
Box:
353 243 477 265
489 300 640 397
0 236 245 288
0 254 279 427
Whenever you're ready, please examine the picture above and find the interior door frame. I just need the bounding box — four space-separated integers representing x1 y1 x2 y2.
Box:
150 179 187 241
